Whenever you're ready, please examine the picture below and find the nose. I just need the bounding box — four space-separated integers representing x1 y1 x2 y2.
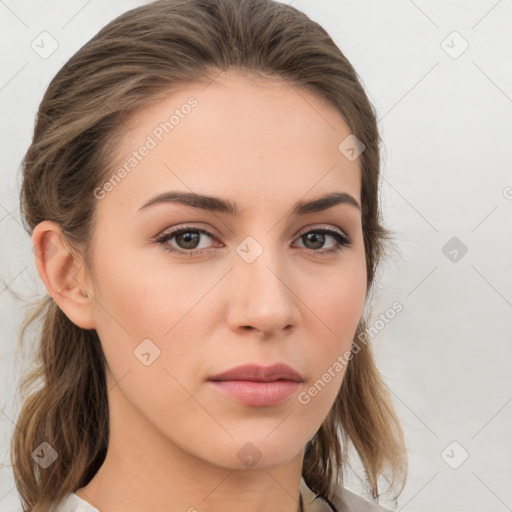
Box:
226 245 301 339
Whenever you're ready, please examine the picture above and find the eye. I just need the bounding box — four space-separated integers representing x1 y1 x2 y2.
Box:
154 225 352 256
155 227 219 256
295 227 352 254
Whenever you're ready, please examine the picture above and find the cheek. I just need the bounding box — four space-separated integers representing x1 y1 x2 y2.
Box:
297 252 366 403
305 252 367 345
89 256 212 439
90 247 210 341
89 248 221 397
322 274 366 331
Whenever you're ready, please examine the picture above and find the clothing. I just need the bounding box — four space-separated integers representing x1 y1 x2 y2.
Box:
53 492 98 512
54 477 391 512
300 478 392 512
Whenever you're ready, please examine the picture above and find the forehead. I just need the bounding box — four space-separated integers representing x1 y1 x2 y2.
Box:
97 70 361 219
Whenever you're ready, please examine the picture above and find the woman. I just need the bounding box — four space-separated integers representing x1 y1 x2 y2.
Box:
11 0 408 510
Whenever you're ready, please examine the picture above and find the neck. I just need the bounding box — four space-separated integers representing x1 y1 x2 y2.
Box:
76 374 305 512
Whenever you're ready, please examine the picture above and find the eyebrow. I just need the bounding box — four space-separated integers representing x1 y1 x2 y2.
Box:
137 190 361 216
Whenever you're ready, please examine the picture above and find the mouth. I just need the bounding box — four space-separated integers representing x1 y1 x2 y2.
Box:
207 363 304 407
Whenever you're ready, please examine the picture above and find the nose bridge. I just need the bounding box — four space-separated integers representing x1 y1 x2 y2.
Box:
230 232 299 334
235 233 287 297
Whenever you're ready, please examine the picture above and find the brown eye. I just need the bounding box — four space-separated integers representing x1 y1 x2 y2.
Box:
156 228 217 255
154 226 351 257
174 230 201 250
295 228 351 254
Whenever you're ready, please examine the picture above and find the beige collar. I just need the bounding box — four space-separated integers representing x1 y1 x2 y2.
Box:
301 477 335 511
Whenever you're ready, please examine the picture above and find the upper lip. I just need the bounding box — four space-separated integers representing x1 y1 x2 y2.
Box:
208 363 304 383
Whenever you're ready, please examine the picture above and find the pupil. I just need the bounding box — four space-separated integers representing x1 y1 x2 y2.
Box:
178 231 199 249
305 232 324 249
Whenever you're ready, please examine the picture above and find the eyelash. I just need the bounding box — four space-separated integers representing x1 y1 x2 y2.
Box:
154 225 352 257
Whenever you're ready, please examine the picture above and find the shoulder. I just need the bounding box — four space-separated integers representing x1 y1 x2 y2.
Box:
329 485 393 512
52 493 100 512
301 477 392 512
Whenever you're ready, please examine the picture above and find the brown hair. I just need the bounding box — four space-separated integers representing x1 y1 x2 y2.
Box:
10 0 407 510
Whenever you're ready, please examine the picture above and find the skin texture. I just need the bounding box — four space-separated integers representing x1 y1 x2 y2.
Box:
33 70 367 512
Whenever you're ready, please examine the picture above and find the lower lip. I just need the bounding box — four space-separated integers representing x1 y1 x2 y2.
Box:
208 380 301 407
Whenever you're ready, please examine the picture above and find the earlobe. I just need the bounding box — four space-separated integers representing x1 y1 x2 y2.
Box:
32 220 96 330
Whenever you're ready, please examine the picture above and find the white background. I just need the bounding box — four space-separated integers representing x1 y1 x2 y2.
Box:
1 1 511 511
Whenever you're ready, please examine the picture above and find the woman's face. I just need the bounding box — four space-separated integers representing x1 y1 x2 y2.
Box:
85 70 367 470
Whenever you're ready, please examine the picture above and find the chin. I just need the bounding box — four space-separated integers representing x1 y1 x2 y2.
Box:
203 437 304 471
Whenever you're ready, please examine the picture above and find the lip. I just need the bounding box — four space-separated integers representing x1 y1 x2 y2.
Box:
208 363 304 407
209 363 304 383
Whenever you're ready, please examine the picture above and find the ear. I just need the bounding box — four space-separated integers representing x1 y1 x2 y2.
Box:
32 220 96 330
